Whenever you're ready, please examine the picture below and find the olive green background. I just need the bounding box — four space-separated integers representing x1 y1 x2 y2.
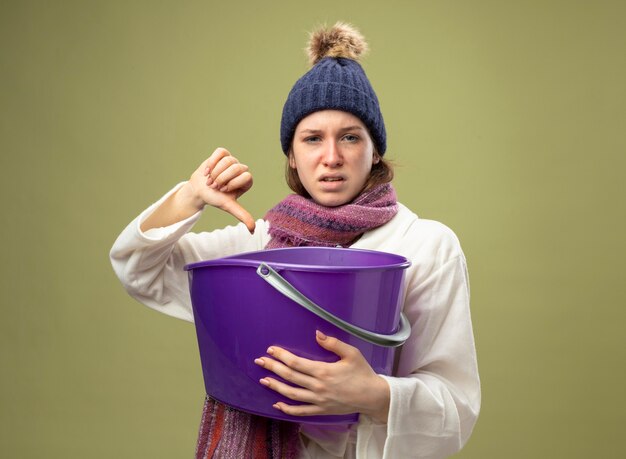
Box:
1 1 624 457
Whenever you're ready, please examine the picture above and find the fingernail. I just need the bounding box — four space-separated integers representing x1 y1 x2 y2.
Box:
273 403 281 410
204 167 210 176
267 347 274 355
316 330 327 340
219 186 227 192
260 378 270 386
210 183 218 189
254 358 264 367
206 177 213 185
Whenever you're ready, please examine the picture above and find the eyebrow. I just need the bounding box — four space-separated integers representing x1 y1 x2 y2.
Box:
298 125 365 134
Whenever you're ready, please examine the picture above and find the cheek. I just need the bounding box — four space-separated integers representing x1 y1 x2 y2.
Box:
360 157 375 176
360 167 373 184
291 153 316 174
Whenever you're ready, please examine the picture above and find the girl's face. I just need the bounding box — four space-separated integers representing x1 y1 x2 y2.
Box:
289 110 379 207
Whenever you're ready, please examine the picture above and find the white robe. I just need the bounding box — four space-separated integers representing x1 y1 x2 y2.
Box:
110 183 481 459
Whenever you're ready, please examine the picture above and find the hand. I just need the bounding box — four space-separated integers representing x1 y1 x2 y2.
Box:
183 147 255 232
254 331 390 422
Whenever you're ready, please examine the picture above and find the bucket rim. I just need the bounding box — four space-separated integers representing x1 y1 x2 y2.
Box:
184 246 411 272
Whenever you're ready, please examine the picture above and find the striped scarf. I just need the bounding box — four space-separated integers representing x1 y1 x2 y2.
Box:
195 183 398 458
195 396 300 459
265 183 399 249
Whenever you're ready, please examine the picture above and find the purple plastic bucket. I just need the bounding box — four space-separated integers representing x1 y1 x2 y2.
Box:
185 247 411 424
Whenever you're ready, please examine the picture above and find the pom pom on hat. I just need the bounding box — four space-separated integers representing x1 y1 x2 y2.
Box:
307 22 369 66
280 22 387 155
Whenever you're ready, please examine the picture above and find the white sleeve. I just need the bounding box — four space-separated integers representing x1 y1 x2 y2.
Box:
356 254 480 459
109 182 269 322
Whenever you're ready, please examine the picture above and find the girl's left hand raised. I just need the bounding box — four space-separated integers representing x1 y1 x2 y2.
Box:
254 330 390 423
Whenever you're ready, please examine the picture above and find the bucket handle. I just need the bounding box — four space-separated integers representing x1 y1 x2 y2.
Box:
256 263 411 348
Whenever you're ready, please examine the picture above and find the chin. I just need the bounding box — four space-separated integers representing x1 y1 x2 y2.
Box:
311 193 353 207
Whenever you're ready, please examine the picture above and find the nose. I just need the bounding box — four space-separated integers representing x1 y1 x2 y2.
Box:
322 141 343 167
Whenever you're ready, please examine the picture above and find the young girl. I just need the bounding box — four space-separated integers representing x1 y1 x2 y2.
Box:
111 22 480 459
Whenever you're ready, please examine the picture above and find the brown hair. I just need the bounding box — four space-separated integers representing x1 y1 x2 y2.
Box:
285 150 394 199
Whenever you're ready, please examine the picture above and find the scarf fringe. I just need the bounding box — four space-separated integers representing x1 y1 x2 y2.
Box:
196 396 301 459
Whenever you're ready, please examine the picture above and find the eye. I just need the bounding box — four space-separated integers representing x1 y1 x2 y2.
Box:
342 134 359 142
304 136 321 143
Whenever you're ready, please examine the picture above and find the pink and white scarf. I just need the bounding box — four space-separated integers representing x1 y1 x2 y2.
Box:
265 183 398 249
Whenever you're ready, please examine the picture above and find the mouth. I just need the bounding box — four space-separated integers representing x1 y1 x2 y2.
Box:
319 176 345 183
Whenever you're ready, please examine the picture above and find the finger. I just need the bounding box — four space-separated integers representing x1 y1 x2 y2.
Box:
273 401 327 417
218 171 253 194
205 147 232 174
209 156 239 183
259 377 317 404
200 157 212 176
211 163 249 189
255 356 317 389
264 346 320 377
315 330 358 360
220 199 256 234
